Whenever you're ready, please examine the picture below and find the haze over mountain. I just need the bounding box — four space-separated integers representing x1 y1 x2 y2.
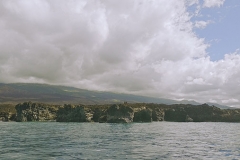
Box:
0 83 232 109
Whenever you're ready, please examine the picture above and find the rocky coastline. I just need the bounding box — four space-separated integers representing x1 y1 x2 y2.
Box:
1 102 240 122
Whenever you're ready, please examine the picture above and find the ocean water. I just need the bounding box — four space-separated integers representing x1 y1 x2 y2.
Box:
0 122 240 160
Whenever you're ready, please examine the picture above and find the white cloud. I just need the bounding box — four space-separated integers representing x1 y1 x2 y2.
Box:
194 20 212 29
0 0 239 107
222 99 239 104
185 0 199 6
203 0 225 8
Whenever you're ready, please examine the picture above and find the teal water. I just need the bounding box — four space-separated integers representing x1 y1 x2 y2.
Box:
0 122 240 160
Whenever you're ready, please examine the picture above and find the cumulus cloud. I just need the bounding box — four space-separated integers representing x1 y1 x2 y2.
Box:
194 20 212 29
203 0 225 8
185 0 199 7
0 0 239 107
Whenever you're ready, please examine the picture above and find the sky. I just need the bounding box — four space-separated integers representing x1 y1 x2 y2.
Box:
0 0 240 107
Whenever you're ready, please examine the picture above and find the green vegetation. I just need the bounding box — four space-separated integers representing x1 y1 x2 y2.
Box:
0 104 16 114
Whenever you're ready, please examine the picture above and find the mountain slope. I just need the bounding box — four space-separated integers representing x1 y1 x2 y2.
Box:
0 83 233 109
0 83 178 105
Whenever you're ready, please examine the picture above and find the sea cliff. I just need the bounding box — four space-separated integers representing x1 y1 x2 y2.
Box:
1 102 240 123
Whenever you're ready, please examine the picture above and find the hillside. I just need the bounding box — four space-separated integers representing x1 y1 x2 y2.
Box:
0 83 232 109
0 83 178 105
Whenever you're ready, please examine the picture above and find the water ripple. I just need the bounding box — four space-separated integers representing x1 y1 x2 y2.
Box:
0 122 240 159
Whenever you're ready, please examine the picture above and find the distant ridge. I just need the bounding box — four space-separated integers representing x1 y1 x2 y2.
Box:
0 83 233 109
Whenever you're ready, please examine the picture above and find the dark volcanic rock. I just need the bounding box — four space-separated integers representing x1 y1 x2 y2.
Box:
106 104 134 123
15 102 57 122
8 102 240 123
0 112 12 122
164 104 219 122
185 115 193 122
92 108 105 122
0 104 16 121
133 108 152 122
164 108 187 122
56 104 87 122
164 104 240 122
152 108 165 121
183 104 221 122
99 115 107 123
216 109 240 122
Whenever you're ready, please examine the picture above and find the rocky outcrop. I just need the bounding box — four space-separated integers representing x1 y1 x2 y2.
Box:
56 104 87 122
7 102 240 123
164 104 240 122
99 115 107 123
215 109 240 122
152 108 165 121
133 108 152 122
15 102 57 122
106 104 134 123
185 115 193 122
0 104 16 121
183 104 223 122
92 108 106 122
164 108 187 122
0 112 13 122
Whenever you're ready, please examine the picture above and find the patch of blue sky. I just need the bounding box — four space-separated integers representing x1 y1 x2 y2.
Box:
188 0 240 61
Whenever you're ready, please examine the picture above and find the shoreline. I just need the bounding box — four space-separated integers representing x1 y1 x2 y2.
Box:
1 101 240 123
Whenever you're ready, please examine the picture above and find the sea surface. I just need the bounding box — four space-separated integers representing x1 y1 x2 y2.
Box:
0 122 240 160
